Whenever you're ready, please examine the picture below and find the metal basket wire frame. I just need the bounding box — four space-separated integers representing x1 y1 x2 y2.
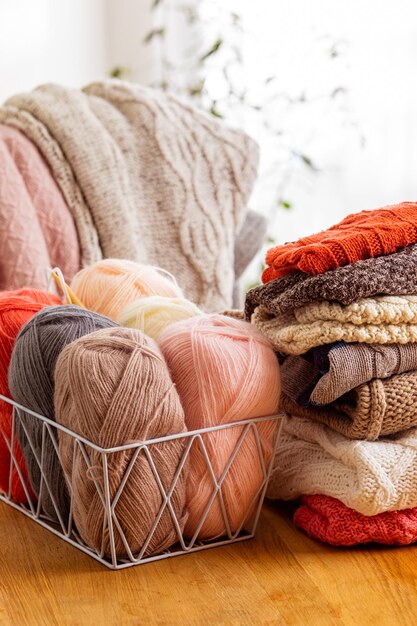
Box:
0 392 282 570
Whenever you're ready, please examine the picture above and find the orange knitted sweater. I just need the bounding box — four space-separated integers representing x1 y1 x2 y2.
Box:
294 495 417 546
263 202 417 282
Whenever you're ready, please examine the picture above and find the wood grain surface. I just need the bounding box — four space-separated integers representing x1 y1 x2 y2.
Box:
0 500 416 625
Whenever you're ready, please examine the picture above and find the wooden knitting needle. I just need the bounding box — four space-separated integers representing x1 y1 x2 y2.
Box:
51 271 86 308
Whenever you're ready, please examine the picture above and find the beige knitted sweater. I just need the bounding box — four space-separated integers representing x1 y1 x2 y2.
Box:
267 415 417 515
253 295 417 354
0 81 258 311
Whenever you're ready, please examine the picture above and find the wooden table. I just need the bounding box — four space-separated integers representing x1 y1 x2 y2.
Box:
0 500 416 625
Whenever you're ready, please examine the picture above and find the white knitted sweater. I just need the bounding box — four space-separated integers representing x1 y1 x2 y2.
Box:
267 415 417 515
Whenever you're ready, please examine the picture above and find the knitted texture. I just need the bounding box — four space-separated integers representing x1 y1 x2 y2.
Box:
0 80 259 311
234 210 267 282
251 306 417 355
245 243 417 319
55 327 188 558
267 415 417 515
9 305 118 520
233 210 267 308
158 314 281 540
281 369 417 440
263 201 417 281
295 295 417 325
0 125 80 290
294 495 417 546
222 309 245 320
118 296 202 340
0 289 60 504
282 343 417 406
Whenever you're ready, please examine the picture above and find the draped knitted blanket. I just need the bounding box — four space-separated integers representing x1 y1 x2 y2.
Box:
281 368 417 440
267 416 417 515
0 125 80 290
263 202 417 282
0 81 259 311
245 243 417 319
294 495 417 546
282 343 417 406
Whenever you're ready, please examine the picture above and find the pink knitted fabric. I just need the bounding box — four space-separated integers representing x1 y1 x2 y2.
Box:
0 125 80 289
294 495 417 546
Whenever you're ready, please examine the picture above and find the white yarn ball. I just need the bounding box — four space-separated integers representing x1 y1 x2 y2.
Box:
118 296 202 339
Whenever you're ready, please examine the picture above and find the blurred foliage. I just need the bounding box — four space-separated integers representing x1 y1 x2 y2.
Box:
139 2 353 234
111 0 357 271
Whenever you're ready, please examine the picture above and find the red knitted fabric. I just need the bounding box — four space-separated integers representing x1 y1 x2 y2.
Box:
294 495 417 546
0 289 60 503
263 202 417 282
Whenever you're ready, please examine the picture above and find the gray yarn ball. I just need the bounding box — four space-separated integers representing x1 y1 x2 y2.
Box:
8 305 118 522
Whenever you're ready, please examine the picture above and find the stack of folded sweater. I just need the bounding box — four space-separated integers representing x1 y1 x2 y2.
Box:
245 202 417 546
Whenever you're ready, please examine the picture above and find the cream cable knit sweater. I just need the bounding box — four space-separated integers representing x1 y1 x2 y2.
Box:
297 295 417 325
0 81 259 311
253 295 417 354
267 416 417 515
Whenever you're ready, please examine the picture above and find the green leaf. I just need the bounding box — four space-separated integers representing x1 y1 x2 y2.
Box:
278 199 292 210
143 27 165 44
109 66 128 79
209 104 224 119
200 38 223 62
299 154 318 171
188 81 204 97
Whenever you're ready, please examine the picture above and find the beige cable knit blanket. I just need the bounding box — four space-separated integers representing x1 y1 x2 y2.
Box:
267 415 417 515
0 80 258 311
253 295 417 354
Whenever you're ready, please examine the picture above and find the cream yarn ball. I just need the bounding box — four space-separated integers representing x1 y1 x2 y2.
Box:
118 296 202 339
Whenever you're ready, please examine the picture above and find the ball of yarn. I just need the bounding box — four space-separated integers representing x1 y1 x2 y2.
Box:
70 259 183 321
0 289 60 504
54 327 188 558
159 314 281 540
118 296 202 340
8 305 118 521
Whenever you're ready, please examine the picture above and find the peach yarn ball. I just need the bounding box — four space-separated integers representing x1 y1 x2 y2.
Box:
70 259 183 320
159 314 281 540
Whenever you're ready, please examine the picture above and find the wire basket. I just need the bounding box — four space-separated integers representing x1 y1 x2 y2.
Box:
0 393 282 570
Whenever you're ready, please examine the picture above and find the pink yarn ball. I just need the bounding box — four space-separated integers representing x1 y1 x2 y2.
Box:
159 314 281 540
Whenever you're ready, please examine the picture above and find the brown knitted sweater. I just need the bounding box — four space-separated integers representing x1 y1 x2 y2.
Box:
281 368 417 440
245 243 417 319
282 342 417 406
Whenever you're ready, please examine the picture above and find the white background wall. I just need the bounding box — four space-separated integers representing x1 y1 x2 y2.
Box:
105 0 154 85
1 0 417 249
0 0 108 102
244 0 417 245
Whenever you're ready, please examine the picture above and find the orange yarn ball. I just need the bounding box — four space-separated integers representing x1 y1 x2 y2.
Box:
0 289 60 503
159 314 281 540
